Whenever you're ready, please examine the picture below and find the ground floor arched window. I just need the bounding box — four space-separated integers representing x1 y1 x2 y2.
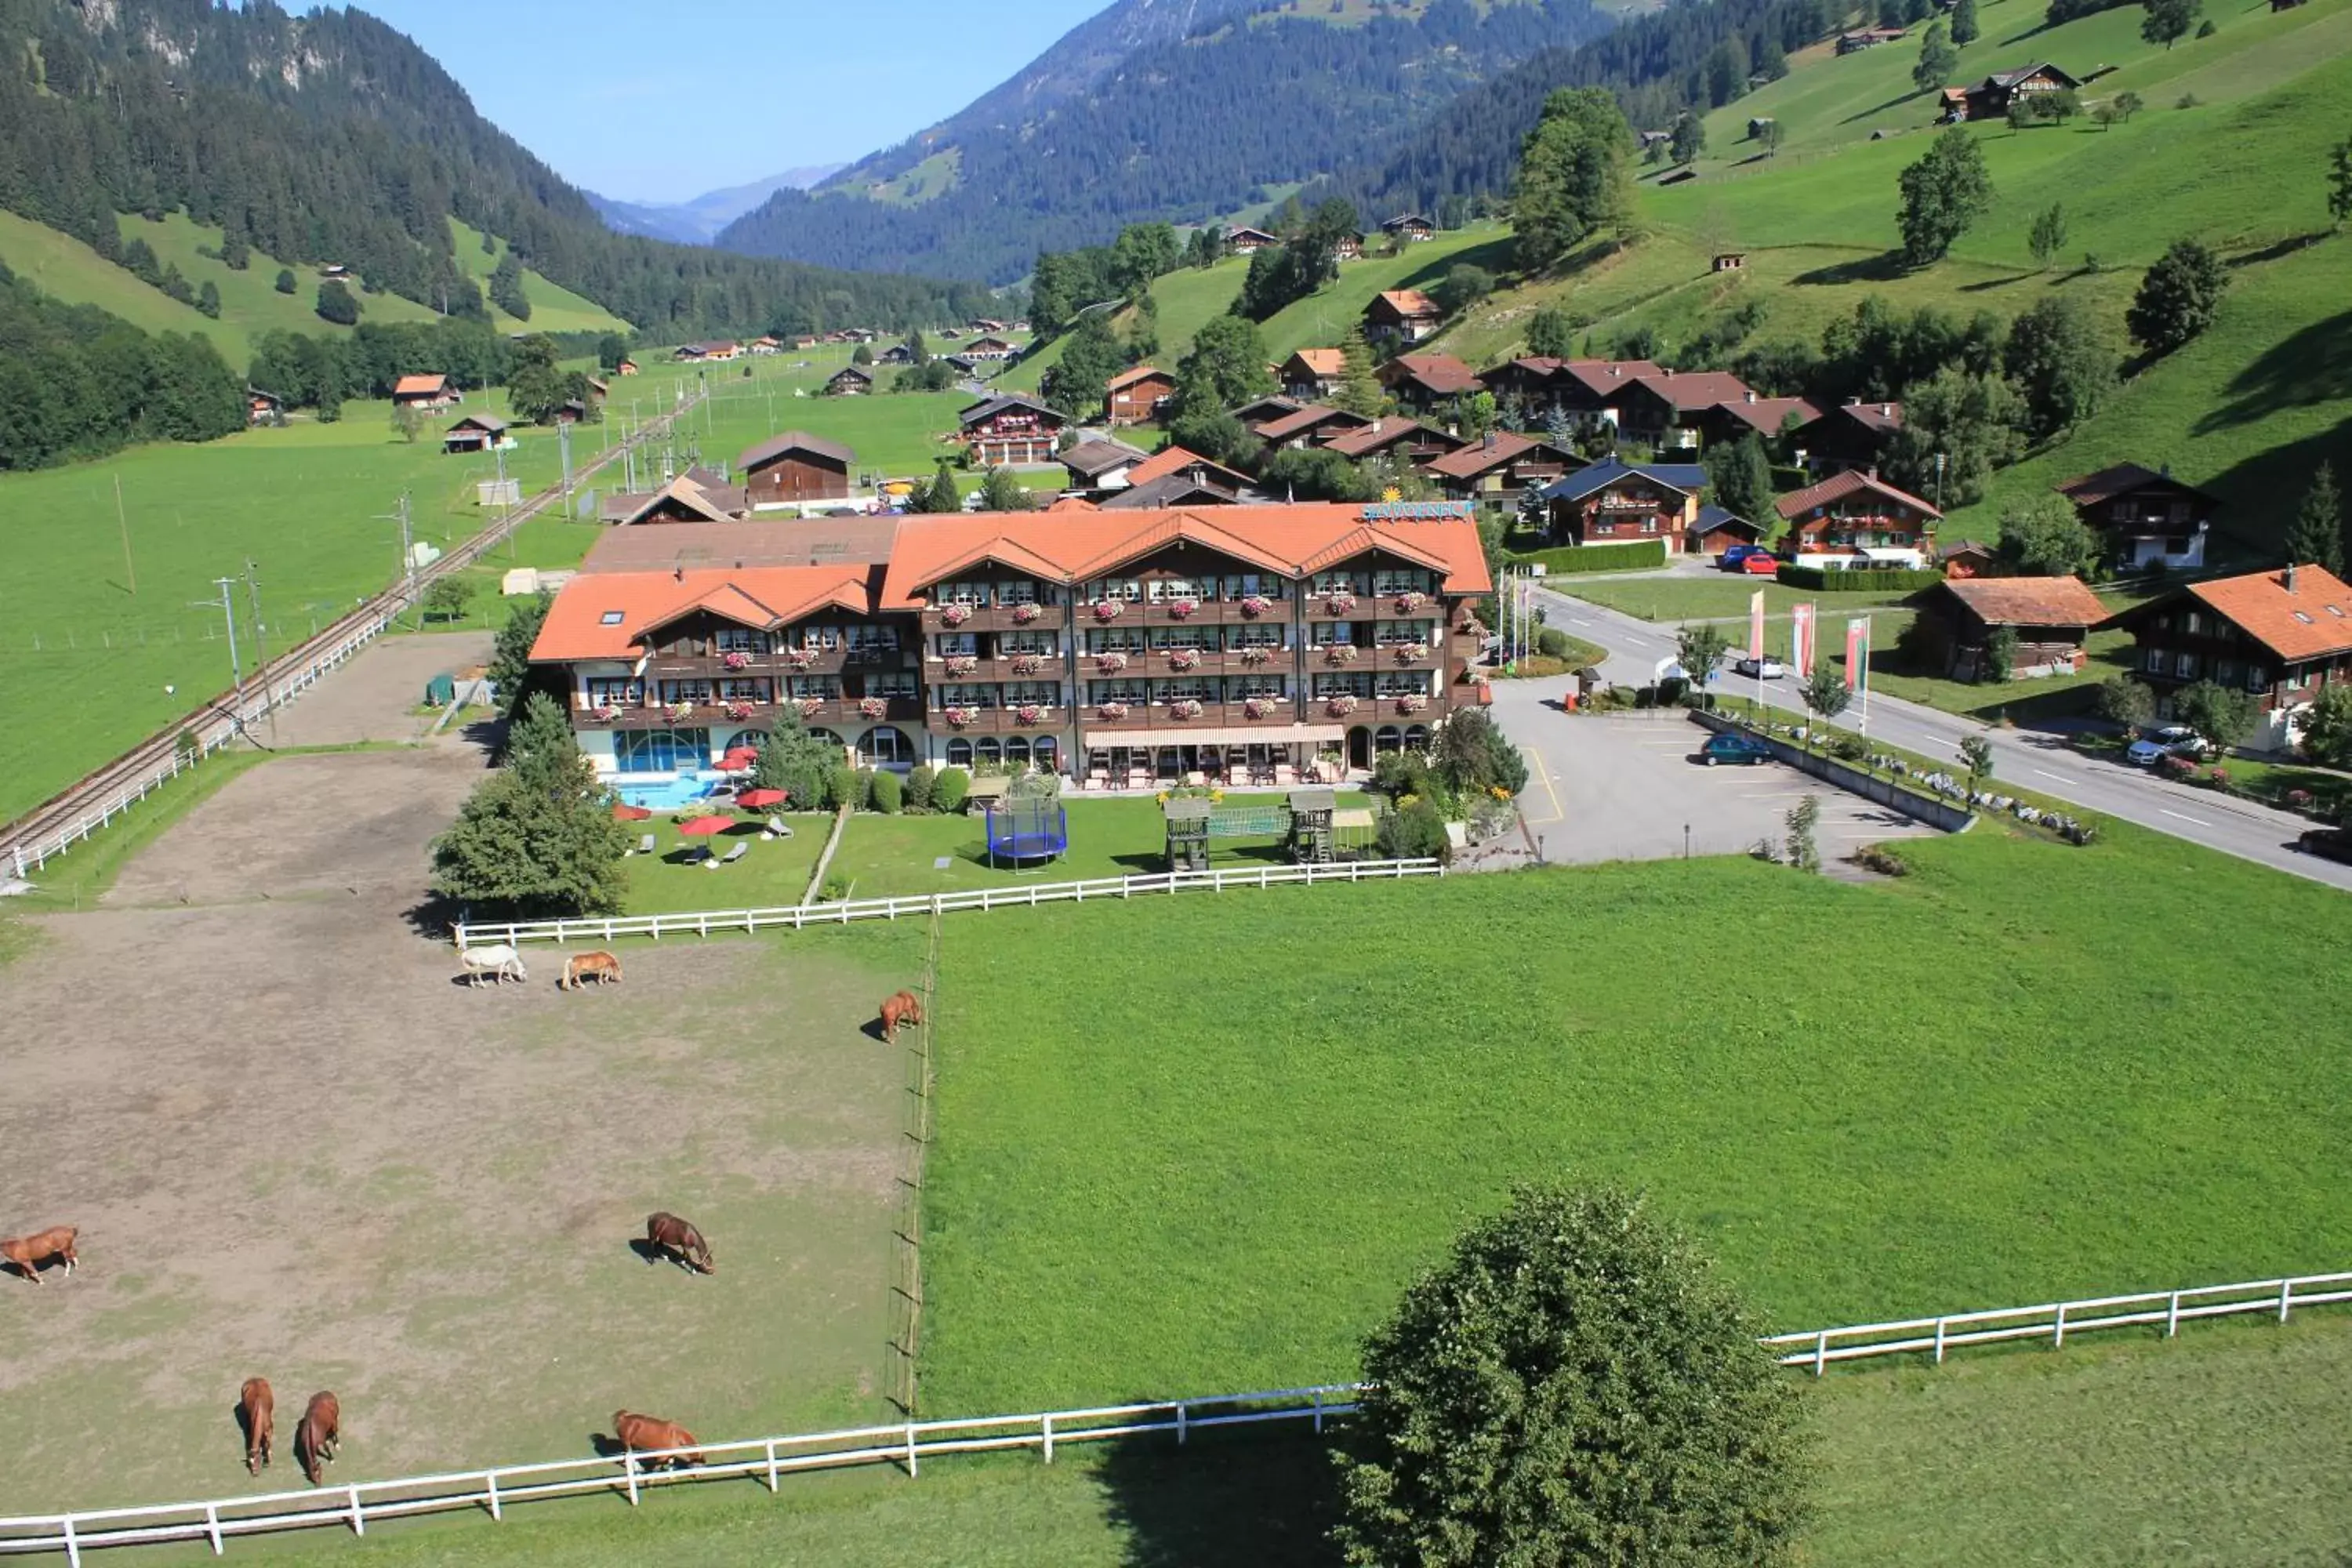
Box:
1374 724 1403 754
857 726 912 765
1403 724 1430 749
946 738 975 768
1003 735 1031 768
721 728 765 756
1032 736 1058 775
808 728 845 750
976 737 1004 767
616 728 710 774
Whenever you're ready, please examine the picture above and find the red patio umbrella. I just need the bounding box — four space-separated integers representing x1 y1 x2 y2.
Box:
736 788 787 810
719 746 760 770
677 815 737 837
611 802 655 822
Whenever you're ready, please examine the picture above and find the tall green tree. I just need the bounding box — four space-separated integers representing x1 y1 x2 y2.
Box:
1914 20 1958 93
1997 492 2102 576
2142 0 2199 48
1526 305 1581 360
2172 677 2258 752
1951 0 1980 45
2286 460 2345 576
2004 295 2117 438
1677 620 1734 695
750 708 837 811
1334 1183 1809 1568
910 460 964 514
1704 432 1776 527
2027 202 2068 270
314 278 361 325
2298 683 2352 768
505 333 572 424
1896 128 1994 267
1170 314 1273 419
977 465 1037 512
1885 365 2024 507
1512 87 1636 271
431 695 630 918
2126 238 2228 354
488 591 553 718
1333 326 1388 419
1040 311 1127 419
1670 112 1705 167
2328 131 2352 232
487 249 531 321
274 267 297 295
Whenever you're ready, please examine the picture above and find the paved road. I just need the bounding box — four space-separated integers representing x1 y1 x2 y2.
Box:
1530 586 2352 892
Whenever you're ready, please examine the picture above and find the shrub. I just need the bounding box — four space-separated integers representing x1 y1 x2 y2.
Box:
870 770 904 814
1377 797 1452 863
1773 564 1944 592
1508 540 1669 575
825 763 862 812
1831 731 1871 763
1537 627 1571 659
932 766 971 815
905 764 937 813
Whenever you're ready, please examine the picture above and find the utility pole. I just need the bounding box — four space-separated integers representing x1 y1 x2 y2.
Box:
197 578 245 736
243 561 279 743
383 493 418 627
558 417 573 503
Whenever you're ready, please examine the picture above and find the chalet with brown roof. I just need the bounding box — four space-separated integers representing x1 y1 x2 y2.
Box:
1698 392 1830 452
1123 445 1254 495
528 503 1494 782
1332 231 1367 262
674 341 742 362
1689 505 1763 558
1949 63 2082 122
1255 404 1372 449
1774 470 1941 568
1421 430 1581 502
964 336 1018 361
960 394 1067 466
246 387 285 425
2104 564 2352 749
1921 575 2108 681
1230 394 1302 429
600 474 750 527
1940 540 1999 579
1321 417 1466 466
1375 354 1484 414
1711 252 1747 273
1508 359 1665 429
1364 289 1442 350
1381 214 1436 242
615 358 640 376
2055 463 2216 571
1479 357 1570 408
739 431 857 505
1280 349 1348 402
1815 400 1904 473
823 365 875 397
1225 227 1279 254
442 413 508 455
1535 459 1710 554
1837 25 1908 53
1097 471 1243 510
1059 436 1152 493
392 373 457 412
1106 365 1177 427
1615 369 1755 451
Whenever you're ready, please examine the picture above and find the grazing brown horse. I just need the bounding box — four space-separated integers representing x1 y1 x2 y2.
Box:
561 950 623 990
1 1225 77 1283
296 1392 340 1485
880 989 924 1043
644 1213 714 1274
612 1410 702 1470
238 1378 274 1475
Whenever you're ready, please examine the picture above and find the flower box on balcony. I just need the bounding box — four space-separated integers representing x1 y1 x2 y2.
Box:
1239 594 1273 618
1015 704 1044 725
725 702 755 722
665 703 695 722
1097 701 1131 720
1323 592 1357 616
859 696 888 720
783 648 815 670
1240 646 1275 666
944 655 979 677
1392 646 1425 664
1092 600 1124 622
1243 697 1279 720
943 706 979 728
1094 652 1129 675
1395 695 1428 715
1325 695 1359 717
1323 644 1360 666
591 706 619 722
1167 598 1200 619
779 698 818 720
940 604 973 627
1166 648 1201 672
1393 590 1428 614
721 650 753 671
1009 654 1045 677
1169 699 1204 720
1010 602 1043 624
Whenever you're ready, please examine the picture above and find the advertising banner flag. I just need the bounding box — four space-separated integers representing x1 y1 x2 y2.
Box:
1748 590 1766 659
1791 603 1814 675
1846 617 1869 691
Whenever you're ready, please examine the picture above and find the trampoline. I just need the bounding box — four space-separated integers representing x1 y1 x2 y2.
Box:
982 799 1070 869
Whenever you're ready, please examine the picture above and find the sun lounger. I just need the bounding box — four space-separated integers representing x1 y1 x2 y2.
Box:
707 842 750 869
636 833 656 856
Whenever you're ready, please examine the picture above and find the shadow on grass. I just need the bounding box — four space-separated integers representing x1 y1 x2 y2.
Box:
1790 251 1909 287
1957 271 2036 292
2193 307 2352 434
1398 236 1519 295
1094 1426 1345 1568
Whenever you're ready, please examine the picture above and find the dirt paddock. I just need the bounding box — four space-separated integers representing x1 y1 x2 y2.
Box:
0 743 920 1515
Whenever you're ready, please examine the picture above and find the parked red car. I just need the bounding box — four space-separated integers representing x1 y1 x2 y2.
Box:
1738 552 1780 575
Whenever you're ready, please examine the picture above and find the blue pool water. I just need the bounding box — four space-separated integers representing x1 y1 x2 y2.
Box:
615 772 729 811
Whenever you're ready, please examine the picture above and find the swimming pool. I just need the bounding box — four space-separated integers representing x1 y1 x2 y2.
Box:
615 772 730 811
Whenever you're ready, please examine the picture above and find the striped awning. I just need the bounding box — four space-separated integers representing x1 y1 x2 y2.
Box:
1088 724 1348 748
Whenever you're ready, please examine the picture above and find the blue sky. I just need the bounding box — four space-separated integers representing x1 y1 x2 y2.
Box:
354 0 1109 201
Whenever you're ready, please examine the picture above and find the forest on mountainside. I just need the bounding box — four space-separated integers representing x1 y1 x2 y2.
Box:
0 0 992 339
717 0 1610 284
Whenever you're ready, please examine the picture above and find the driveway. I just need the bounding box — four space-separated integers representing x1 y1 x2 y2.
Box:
1497 679 1937 866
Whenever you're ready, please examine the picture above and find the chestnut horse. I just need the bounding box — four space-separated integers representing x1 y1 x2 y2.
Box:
238 1378 274 1475
644 1213 714 1274
561 950 622 990
880 989 924 1043
612 1410 702 1470
1 1225 77 1283
296 1392 340 1485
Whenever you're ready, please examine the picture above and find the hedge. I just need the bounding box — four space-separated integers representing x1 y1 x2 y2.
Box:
1505 539 1669 575
1773 564 1944 592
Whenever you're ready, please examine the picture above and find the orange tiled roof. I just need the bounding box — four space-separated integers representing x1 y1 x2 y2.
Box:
1287 349 1346 376
1939 575 2107 627
1124 445 1250 488
393 374 448 397
2182 565 2352 662
530 565 877 662
1372 289 1439 318
1106 365 1171 392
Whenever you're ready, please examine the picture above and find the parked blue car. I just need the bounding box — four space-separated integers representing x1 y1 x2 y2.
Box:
1697 733 1774 766
1719 544 1773 572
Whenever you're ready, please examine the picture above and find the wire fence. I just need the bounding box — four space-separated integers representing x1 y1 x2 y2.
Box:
450 858 1448 948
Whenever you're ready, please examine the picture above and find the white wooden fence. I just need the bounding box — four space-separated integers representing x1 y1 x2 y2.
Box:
451 857 1446 948
2 1269 2349 1560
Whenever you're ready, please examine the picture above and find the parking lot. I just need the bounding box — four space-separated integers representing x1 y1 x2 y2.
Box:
1512 702 1940 867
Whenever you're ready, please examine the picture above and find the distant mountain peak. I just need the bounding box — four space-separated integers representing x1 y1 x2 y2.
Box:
589 167 848 246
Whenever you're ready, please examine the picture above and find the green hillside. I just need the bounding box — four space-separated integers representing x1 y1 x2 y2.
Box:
1430 0 2352 553
449 220 633 336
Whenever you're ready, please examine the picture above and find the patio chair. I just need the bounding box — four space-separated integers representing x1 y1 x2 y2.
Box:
767 816 793 837
709 842 750 869
635 833 656 856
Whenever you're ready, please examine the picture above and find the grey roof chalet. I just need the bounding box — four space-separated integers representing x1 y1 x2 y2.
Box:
1097 474 1242 509
447 413 508 433
737 430 857 471
1538 458 1710 503
959 393 1063 429
1060 437 1151 481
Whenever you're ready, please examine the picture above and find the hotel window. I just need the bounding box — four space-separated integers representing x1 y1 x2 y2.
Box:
658 680 713 705
1000 630 1057 655
2246 666 2268 692
938 581 989 607
2143 647 2166 674
996 579 1044 606
1155 677 1211 704
2184 612 2205 636
1229 624 1285 650
1151 626 1213 651
1374 619 1428 647
713 627 762 655
939 683 997 709
1235 676 1287 700
798 624 845 651
1004 681 1058 708
1150 577 1207 602
1090 678 1149 705
1087 577 1144 602
586 677 642 708
1090 627 1147 655
935 632 977 656
2174 651 2200 679
1375 673 1432 697
1309 571 1356 596
1371 570 1428 596
1218 573 1282 600
1312 621 1356 647
717 678 771 703
788 675 843 700
866 672 917 699
1312 673 1374 699
848 625 900 654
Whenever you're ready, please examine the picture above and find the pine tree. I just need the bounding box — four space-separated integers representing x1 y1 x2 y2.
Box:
1951 0 1980 45
1333 327 1388 419
2288 462 2345 577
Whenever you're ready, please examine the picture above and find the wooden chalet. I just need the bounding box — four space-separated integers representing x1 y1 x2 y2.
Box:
1688 505 1764 558
877 343 916 366
2103 564 2352 750
1948 63 2081 121
1279 349 1347 403
739 431 856 505
1697 392 1830 452
1940 540 1999 579
1420 431 1581 502
246 387 285 425
1098 471 1243 510
1614 369 1755 451
1229 394 1302 428
1534 459 1708 554
1711 252 1748 273
1254 404 1372 449
1107 365 1177 427
599 474 750 526
1375 354 1484 415
1363 289 1441 350
1381 214 1436 242
1813 400 1904 473
1921 576 2107 681
392 373 458 412
960 394 1066 466
823 365 876 397
615 358 640 376
1494 359 1664 430
1321 417 1466 466
1773 470 1940 568
674 341 742 362
1331 231 1367 263
1479 358 1571 408
1225 227 1279 255
1118 445 1252 495
442 413 509 455
1059 437 1153 494
2055 463 2217 572
749 336 782 355
1837 26 1908 52
964 336 1018 361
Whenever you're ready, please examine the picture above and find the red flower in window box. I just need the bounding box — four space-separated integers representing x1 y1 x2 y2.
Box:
591 705 619 722
1098 701 1130 720
945 655 978 677
1169 699 1204 720
1010 654 1044 677
1395 695 1428 715
1015 703 1044 724
940 604 972 626
1167 648 1201 672
664 702 695 722
725 702 754 722
783 648 815 670
1240 646 1274 666
1010 602 1043 624
1324 644 1360 666
1324 695 1358 718
1392 645 1425 664
1240 594 1273 617
1393 590 1428 614
721 650 752 670
859 696 888 720
1093 600 1124 622
1094 652 1129 675
1323 592 1357 616
1243 696 1278 720
944 705 979 728
1167 597 1199 619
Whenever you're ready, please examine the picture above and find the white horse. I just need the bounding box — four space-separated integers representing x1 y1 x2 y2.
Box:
458 944 528 987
